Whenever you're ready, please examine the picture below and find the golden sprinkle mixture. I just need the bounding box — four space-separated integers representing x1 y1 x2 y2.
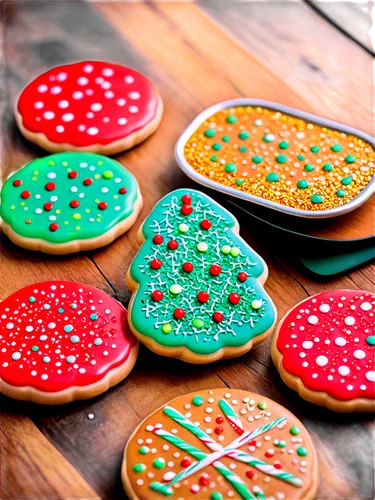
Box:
184 106 375 211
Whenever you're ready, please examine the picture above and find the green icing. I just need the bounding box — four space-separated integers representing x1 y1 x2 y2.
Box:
278 141 289 150
297 180 309 189
129 189 276 356
204 128 216 138
266 173 279 183
238 131 250 140
304 164 314 172
366 335 375 345
276 154 287 164
252 155 262 164
296 447 308 457
341 176 353 186
0 152 139 244
331 144 342 152
322 163 333 172
225 163 237 173
192 395 204 406
311 194 323 204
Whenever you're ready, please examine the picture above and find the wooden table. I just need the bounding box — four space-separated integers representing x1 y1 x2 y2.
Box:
1 2 374 499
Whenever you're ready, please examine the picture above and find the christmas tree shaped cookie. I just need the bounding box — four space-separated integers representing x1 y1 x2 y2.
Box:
126 189 276 363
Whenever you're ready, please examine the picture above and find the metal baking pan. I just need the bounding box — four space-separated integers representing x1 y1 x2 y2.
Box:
175 98 375 219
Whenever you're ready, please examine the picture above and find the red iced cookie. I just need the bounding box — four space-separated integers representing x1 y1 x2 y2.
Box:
272 289 375 412
16 61 163 154
0 281 138 404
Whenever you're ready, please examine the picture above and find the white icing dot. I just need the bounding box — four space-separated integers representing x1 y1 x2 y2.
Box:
124 75 134 84
58 100 69 109
12 352 21 361
163 471 176 482
353 349 366 360
57 72 68 81
78 124 86 131
50 195 58 202
50 85 62 95
105 91 114 99
338 366 350 376
102 68 114 77
344 316 355 326
101 82 111 90
56 125 64 133
77 76 89 86
116 98 126 106
73 91 84 99
128 91 140 100
129 105 138 113
335 337 346 347
307 315 319 325
34 101 44 109
83 64 94 73
302 341 313 349
48 322 56 329
316 355 328 367
360 384 367 390
6 323 14 329
43 111 55 120
41 374 48 380
62 113 74 122
360 302 372 311
25 326 34 332
365 371 375 382
31 370 37 376
87 127 99 136
91 103 103 112
117 117 128 126
319 304 330 313
35 208 42 214
38 84 48 93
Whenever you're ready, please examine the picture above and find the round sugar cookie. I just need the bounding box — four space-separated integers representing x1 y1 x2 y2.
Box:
0 281 138 404
272 289 375 412
122 388 319 500
16 61 163 154
0 152 142 254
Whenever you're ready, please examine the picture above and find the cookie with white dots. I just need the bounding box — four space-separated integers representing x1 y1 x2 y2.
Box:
0 152 142 254
122 388 319 500
15 61 163 154
0 281 138 404
272 289 375 412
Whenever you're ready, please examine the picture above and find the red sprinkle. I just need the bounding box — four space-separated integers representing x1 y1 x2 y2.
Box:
83 178 93 186
150 259 162 270
152 290 164 302
249 440 257 447
209 264 222 276
119 187 127 194
200 219 212 230
21 190 31 199
274 462 283 469
229 292 241 305
212 311 224 323
13 179 22 187
182 262 194 273
181 458 191 468
43 202 53 211
70 200 79 208
174 308 186 320
98 202 108 210
49 223 59 232
214 426 223 435
246 470 255 479
238 272 248 282
153 234 164 245
199 473 210 486
216 416 224 424
181 204 193 216
181 194 192 205
197 291 209 303
168 240 178 250
265 450 275 458
45 182 56 191
68 171 78 179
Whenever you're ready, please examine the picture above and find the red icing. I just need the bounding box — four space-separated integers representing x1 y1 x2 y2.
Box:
0 281 136 393
150 259 162 270
168 240 178 250
174 308 186 320
197 291 209 303
17 61 160 147
276 289 375 401
238 272 248 282
212 311 224 323
21 190 31 199
229 292 241 305
153 234 164 245
200 219 212 230
209 264 222 276
152 290 164 302
181 204 193 216
49 223 59 232
13 180 22 187
182 262 194 273
181 194 192 205
44 202 53 211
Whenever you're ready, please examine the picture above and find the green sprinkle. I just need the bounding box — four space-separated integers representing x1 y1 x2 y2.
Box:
238 146 247 153
192 395 204 406
133 463 146 473
345 154 356 163
226 115 237 124
31 346 39 352
58 307 64 313
279 140 289 150
297 154 305 161
212 143 221 151
235 179 244 186
297 447 308 457
341 176 353 185
310 145 320 153
252 155 262 164
257 401 267 410
290 426 300 436
192 318 204 329
230 247 240 257
162 323 172 334
225 163 237 173
153 457 166 469
238 131 250 140
222 135 230 142
28 296 36 303
275 440 287 448
90 313 98 321
263 133 275 143
331 143 342 152
336 189 347 197
297 179 309 189
102 170 113 179
323 162 333 172
276 154 287 164
221 245 231 255
211 493 224 500
311 194 323 204
210 155 218 162
170 284 182 295
366 336 375 346
178 223 189 233
73 213 81 220
304 164 314 172
266 172 279 183
139 446 150 455
204 128 216 138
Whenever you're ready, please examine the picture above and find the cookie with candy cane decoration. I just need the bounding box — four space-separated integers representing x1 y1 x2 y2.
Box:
272 290 375 412
15 61 163 154
0 281 138 404
0 152 142 254
122 388 319 500
126 189 276 363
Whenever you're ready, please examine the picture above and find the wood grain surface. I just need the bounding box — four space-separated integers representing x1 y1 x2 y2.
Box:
1 2 374 500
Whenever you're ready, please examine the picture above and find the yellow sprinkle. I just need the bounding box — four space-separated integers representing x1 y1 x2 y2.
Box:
97 161 103 166
10 205 15 210
56 209 61 214
32 176 37 181
85 209 90 213
114 195 119 200
48 161 55 166
94 174 100 179
62 161 68 167
21 202 25 206
64 221 69 225
75 226 81 231
33 170 39 175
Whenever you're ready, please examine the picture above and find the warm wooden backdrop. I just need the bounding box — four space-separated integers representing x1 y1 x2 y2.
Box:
1 2 374 499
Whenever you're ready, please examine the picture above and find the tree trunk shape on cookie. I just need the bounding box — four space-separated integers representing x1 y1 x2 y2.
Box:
127 189 276 362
